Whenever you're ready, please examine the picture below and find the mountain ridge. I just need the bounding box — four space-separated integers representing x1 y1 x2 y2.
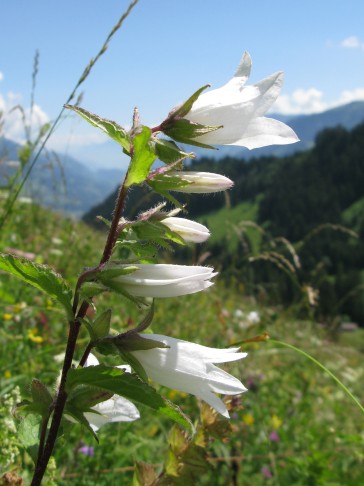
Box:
1 100 363 218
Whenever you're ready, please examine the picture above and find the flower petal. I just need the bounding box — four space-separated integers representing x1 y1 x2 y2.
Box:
86 395 140 431
131 334 247 417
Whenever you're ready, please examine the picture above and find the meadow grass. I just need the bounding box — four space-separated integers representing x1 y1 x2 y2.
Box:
0 201 363 484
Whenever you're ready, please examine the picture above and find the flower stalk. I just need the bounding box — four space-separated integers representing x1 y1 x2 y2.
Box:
31 172 131 485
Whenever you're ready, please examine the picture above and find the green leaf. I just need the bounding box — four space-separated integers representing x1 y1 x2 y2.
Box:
64 104 131 153
172 85 210 118
67 385 113 409
116 240 159 259
154 138 194 165
67 365 192 431
125 127 157 187
18 413 41 449
63 404 99 442
31 379 53 417
0 253 73 319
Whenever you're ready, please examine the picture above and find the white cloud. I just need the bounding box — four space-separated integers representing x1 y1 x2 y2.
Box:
340 36 364 50
0 71 4 82
0 87 119 152
46 129 108 152
274 88 326 115
274 87 364 115
0 90 49 143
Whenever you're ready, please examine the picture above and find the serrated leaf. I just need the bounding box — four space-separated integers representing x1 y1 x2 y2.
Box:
18 413 41 449
125 127 156 187
0 253 73 319
116 240 159 259
64 104 131 152
63 405 99 442
67 385 113 409
67 365 192 431
31 379 53 416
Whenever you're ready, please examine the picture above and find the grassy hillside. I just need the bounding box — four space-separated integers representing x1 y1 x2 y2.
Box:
1 201 363 484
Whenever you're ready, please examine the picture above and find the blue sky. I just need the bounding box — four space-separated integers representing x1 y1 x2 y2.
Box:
1 0 364 169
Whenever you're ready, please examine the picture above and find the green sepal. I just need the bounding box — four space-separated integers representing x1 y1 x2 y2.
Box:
148 173 191 192
103 333 168 353
103 281 146 306
90 309 112 340
79 281 108 300
154 138 195 165
132 220 185 246
97 263 138 281
95 339 118 356
172 84 210 118
162 118 221 149
64 104 131 153
67 365 193 432
119 351 149 382
125 126 156 187
0 253 74 319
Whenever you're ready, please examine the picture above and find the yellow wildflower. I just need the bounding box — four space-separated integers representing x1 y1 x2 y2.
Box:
2 313 13 321
4 370 12 379
243 413 254 426
27 328 44 344
271 414 283 429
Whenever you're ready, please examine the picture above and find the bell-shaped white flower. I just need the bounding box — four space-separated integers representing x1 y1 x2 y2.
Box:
131 334 247 418
160 216 210 243
115 264 216 298
168 171 233 193
84 354 140 431
184 52 299 149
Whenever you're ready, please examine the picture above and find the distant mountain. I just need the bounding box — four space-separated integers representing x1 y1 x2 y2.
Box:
83 100 364 225
0 138 124 217
188 100 364 160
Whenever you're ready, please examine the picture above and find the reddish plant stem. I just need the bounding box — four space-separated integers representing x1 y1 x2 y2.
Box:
31 174 129 486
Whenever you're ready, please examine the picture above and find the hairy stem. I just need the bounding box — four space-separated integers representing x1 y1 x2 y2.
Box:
31 170 130 484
